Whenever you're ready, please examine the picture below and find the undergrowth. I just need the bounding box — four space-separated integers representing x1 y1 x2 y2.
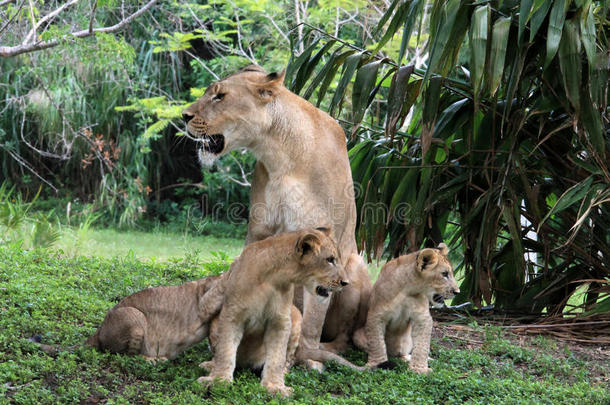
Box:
0 246 608 404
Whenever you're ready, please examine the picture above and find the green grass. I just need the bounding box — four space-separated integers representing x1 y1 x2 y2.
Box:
1 244 608 404
54 227 244 262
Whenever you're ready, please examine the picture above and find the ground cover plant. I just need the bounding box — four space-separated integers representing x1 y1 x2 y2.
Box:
1 243 608 404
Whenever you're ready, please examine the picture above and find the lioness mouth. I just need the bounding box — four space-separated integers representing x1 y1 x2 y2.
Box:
315 286 330 297
200 134 225 154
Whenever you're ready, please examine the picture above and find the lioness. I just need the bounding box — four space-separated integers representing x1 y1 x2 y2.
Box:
84 275 220 361
197 228 358 397
353 243 459 374
182 65 372 368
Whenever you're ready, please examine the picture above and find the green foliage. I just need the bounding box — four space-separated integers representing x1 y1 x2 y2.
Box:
1 244 608 403
285 1 609 315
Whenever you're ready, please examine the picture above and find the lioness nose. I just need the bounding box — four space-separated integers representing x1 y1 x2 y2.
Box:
182 111 194 123
340 280 349 287
452 289 460 295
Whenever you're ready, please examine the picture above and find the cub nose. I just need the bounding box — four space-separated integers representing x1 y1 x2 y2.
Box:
182 111 194 123
340 280 349 287
451 288 460 295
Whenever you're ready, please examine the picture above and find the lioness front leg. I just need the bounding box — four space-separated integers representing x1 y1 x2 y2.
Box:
261 314 293 397
298 289 331 371
409 314 432 374
198 317 242 385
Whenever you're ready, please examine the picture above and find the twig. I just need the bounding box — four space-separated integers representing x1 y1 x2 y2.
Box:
23 0 81 44
0 0 158 57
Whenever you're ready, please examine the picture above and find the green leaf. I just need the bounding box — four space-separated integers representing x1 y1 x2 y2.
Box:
285 36 321 88
469 4 490 103
423 0 461 85
329 52 365 117
302 45 344 101
386 65 415 139
544 0 568 69
558 19 581 113
488 17 511 96
538 176 594 231
579 4 597 67
372 0 410 55
351 60 383 133
398 0 425 63
518 0 534 43
292 40 337 94
529 1 551 42
315 49 356 107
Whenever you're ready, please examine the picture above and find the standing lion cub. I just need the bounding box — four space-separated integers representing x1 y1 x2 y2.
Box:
353 243 459 374
197 228 354 397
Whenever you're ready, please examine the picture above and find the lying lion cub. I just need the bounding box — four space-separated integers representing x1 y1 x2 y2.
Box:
198 228 360 397
353 243 459 374
85 275 221 362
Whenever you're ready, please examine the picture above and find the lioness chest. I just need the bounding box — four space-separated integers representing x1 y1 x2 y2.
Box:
262 176 327 232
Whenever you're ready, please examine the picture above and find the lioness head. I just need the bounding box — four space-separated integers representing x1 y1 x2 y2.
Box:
416 243 459 308
181 65 285 167
294 227 349 298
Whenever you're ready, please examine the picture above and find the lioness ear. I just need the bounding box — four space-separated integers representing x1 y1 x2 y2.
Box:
417 249 439 272
295 232 322 260
254 70 285 102
315 226 332 236
437 243 449 256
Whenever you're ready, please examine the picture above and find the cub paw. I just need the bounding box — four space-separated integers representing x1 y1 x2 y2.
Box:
399 354 412 363
410 365 432 374
263 383 293 397
303 359 325 373
198 360 214 372
197 375 232 386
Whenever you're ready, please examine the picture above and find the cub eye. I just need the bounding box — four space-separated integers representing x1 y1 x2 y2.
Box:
213 93 225 101
442 271 449 278
326 256 335 264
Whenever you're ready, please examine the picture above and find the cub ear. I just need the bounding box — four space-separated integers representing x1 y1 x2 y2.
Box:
254 70 285 102
417 248 439 272
295 232 322 260
437 243 449 256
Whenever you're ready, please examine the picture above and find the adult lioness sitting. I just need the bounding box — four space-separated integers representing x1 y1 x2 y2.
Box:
197 228 357 397
182 65 372 368
84 275 221 361
353 243 459 374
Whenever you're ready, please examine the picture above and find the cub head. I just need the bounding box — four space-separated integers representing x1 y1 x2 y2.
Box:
181 65 285 167
294 227 349 298
416 243 459 308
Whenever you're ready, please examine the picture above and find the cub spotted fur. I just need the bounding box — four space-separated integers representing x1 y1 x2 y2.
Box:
197 228 361 397
353 244 458 374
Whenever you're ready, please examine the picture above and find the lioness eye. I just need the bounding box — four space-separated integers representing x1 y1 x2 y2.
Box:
326 256 335 264
213 93 225 101
442 271 449 278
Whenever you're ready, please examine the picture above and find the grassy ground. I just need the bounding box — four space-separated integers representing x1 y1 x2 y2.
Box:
1 244 608 404
54 228 244 262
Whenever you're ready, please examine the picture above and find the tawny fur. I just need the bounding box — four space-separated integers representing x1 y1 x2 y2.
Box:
353 243 459 374
85 275 221 361
197 229 361 397
182 66 372 368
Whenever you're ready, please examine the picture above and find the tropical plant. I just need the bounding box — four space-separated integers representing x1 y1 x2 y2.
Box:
284 0 609 315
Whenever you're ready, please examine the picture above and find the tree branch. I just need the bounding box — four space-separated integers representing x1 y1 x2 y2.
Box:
0 0 158 58
23 0 81 44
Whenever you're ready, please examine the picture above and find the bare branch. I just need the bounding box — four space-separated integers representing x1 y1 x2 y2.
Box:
0 0 158 58
23 0 81 44
0 0 25 37
0 0 17 6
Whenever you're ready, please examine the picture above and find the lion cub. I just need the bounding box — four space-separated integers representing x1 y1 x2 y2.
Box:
197 228 351 397
353 243 459 374
85 275 221 362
